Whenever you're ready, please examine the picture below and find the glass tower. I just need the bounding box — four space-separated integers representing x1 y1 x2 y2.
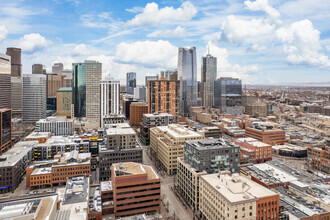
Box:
126 72 136 95
178 47 197 116
72 61 102 121
201 54 217 108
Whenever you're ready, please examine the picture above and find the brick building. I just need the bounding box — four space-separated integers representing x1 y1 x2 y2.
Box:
148 78 180 121
129 102 148 126
235 137 272 163
26 150 91 188
111 162 161 217
245 125 287 145
307 139 330 174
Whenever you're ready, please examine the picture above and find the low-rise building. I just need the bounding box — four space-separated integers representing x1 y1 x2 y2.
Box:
196 112 212 124
199 172 279 220
31 135 90 161
307 139 330 174
100 181 114 215
235 137 272 163
0 141 37 193
0 194 58 219
272 143 307 157
35 116 74 136
111 162 161 218
26 150 91 188
150 124 203 175
245 125 287 145
139 113 174 145
25 131 52 143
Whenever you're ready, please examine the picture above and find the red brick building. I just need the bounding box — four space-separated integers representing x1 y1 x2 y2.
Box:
130 102 148 126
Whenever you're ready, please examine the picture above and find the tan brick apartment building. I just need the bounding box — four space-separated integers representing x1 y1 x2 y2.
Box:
111 162 161 217
199 172 279 220
26 150 91 188
148 78 180 121
235 137 272 163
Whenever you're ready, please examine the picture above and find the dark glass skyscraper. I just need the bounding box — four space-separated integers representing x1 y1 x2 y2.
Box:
126 72 136 95
0 53 11 109
72 61 102 121
214 77 242 114
201 54 217 108
178 47 197 116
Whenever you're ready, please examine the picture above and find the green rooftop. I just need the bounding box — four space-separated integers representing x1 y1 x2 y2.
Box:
57 87 72 92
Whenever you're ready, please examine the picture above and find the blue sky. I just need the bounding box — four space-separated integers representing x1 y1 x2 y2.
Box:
0 0 329 85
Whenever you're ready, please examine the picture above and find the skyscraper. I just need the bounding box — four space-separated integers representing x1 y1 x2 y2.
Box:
100 75 120 127
32 64 44 74
72 60 102 123
126 72 136 95
52 63 63 74
160 70 174 80
178 47 197 116
201 54 217 108
0 109 12 155
134 86 146 101
11 76 23 117
145 75 159 87
47 74 65 97
214 77 243 114
6 47 22 77
23 74 47 122
0 53 11 109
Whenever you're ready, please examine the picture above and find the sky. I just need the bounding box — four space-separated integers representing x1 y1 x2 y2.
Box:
0 0 329 85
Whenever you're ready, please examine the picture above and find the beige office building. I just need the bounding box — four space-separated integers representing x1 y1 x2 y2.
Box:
150 124 203 175
47 74 65 97
177 157 207 211
246 102 267 117
199 172 279 220
56 87 72 117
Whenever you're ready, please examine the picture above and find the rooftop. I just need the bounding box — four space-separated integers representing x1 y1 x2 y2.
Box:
252 163 298 182
112 162 159 180
25 132 52 139
143 112 174 118
201 172 277 204
37 116 73 123
100 181 112 192
186 138 239 151
106 123 136 135
0 141 38 167
155 124 202 139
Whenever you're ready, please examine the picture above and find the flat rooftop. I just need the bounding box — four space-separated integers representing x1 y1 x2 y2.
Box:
0 141 38 167
106 123 136 135
201 173 277 204
37 116 73 123
25 132 51 139
100 181 112 192
113 162 159 180
143 113 174 118
156 124 202 139
186 138 239 151
253 163 298 182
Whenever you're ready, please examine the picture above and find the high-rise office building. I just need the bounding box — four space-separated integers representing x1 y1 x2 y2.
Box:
56 87 72 117
178 47 197 116
47 74 65 97
0 53 11 109
52 63 63 74
148 78 180 120
214 77 243 114
72 60 102 124
201 54 217 108
23 74 47 122
11 76 23 117
0 109 12 155
126 72 136 95
100 76 120 127
32 64 44 74
6 47 22 77
134 86 146 101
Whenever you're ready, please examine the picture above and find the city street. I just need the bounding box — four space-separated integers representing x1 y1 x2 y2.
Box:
141 141 192 220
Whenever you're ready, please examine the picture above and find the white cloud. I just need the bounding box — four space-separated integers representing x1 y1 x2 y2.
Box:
244 0 280 22
147 26 186 38
0 25 8 41
72 44 90 56
125 7 144 13
126 1 197 27
221 15 275 45
246 43 267 52
115 40 177 68
276 19 330 68
17 33 52 53
53 56 77 70
207 41 259 83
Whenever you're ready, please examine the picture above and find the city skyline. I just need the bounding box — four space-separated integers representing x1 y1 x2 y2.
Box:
0 0 329 85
